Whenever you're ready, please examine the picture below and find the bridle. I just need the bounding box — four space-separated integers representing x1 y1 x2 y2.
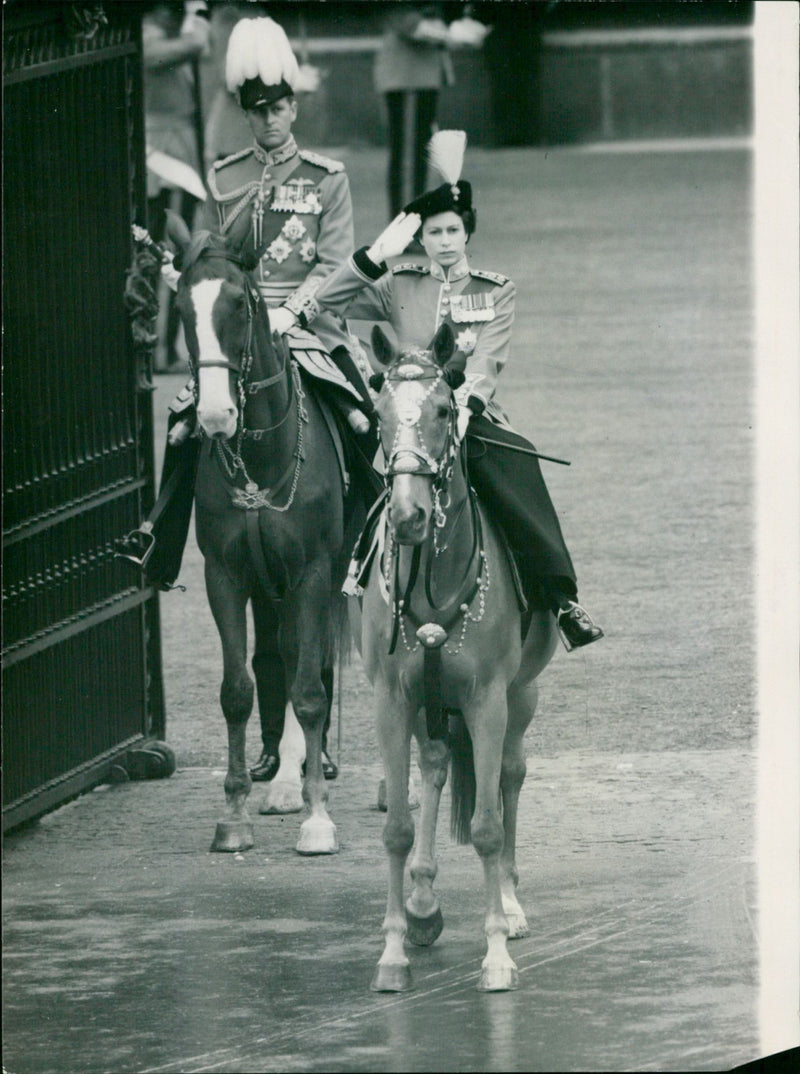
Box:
379 355 489 674
184 244 306 513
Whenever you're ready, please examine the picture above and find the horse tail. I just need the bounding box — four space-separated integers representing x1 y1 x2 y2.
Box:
448 710 475 845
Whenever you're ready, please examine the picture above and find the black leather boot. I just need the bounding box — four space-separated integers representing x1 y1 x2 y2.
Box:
557 602 604 651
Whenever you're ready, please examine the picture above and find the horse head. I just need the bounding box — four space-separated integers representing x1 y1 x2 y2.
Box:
168 213 276 441
371 323 466 545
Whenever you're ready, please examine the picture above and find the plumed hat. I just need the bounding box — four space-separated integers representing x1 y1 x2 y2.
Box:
226 17 300 110
403 130 473 221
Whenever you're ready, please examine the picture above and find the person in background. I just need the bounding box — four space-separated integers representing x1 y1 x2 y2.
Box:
374 3 490 219
311 131 605 652
143 0 210 369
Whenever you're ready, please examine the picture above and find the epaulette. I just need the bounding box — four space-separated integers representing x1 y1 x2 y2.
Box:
298 149 345 173
470 268 510 286
391 263 429 275
210 146 254 173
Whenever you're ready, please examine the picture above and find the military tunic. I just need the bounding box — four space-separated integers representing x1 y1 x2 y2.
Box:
313 250 514 426
202 137 368 393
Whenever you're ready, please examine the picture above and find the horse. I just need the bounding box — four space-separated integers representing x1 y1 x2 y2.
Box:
169 218 358 855
352 323 559 992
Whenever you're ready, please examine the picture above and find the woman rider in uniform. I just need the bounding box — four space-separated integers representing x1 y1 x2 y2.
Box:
308 133 603 650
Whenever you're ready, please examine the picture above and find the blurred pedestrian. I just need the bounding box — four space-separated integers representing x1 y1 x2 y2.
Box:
143 0 211 368
312 130 604 651
374 2 490 219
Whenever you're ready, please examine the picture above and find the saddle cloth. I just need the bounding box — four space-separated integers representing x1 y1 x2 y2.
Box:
284 325 369 406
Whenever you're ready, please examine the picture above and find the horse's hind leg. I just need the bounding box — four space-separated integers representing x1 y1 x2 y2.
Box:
373 683 415 992
405 724 448 947
499 682 538 939
463 688 519 991
204 559 255 853
285 586 338 855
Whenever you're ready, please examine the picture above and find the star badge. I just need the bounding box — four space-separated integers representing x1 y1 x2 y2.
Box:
456 327 478 354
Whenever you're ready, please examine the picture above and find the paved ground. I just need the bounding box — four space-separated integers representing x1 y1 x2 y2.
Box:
3 750 756 1074
2 144 772 1071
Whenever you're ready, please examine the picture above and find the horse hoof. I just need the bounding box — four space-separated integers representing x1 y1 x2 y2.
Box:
477 965 519 992
296 817 338 855
405 906 444 947
210 819 254 853
371 963 413 992
260 783 303 815
505 912 530 940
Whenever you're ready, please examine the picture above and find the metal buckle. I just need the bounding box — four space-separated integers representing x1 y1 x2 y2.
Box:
115 523 156 569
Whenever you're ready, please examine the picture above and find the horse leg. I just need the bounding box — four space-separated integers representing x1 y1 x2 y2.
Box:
405 723 448 946
204 559 255 853
250 595 304 815
286 591 337 855
261 701 305 815
499 682 538 939
372 683 416 992
464 687 519 991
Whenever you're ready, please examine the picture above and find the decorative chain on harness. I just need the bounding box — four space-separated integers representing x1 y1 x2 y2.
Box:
380 358 492 740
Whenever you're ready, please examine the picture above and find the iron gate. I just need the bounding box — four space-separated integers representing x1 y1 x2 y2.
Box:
3 2 167 831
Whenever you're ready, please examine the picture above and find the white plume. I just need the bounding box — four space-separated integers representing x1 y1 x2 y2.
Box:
427 130 467 187
225 17 299 94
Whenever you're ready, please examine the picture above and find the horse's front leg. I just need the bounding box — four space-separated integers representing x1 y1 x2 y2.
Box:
464 685 518 991
372 680 416 992
204 558 255 853
405 719 449 947
499 681 538 939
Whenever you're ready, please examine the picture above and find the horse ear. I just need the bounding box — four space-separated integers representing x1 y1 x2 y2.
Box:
430 322 455 368
165 210 191 255
371 325 396 369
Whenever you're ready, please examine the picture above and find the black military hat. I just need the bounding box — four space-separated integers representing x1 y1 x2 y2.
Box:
238 76 294 110
404 180 473 221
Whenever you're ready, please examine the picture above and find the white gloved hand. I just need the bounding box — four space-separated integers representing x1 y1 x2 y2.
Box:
295 63 322 94
180 6 211 54
447 17 492 48
269 306 298 336
161 252 181 293
367 212 422 265
455 406 471 443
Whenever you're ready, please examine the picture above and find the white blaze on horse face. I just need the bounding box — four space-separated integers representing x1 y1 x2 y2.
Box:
386 380 434 543
389 380 428 471
192 279 238 440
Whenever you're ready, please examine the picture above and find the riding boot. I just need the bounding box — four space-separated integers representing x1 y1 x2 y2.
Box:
139 425 199 591
250 649 286 781
540 576 604 651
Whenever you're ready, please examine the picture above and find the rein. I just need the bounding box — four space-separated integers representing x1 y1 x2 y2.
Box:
189 246 307 513
380 359 490 741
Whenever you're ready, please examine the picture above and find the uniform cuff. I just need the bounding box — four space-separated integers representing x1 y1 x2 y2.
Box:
353 246 387 281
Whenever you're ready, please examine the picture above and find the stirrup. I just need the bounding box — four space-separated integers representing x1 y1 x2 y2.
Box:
115 522 156 569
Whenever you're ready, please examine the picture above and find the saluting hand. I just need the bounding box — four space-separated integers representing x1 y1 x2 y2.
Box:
367 212 422 266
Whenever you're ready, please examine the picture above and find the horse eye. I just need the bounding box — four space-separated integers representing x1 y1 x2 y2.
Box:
437 405 450 420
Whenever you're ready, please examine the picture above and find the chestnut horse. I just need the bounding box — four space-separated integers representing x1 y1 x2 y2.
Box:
352 324 558 991
171 222 357 855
